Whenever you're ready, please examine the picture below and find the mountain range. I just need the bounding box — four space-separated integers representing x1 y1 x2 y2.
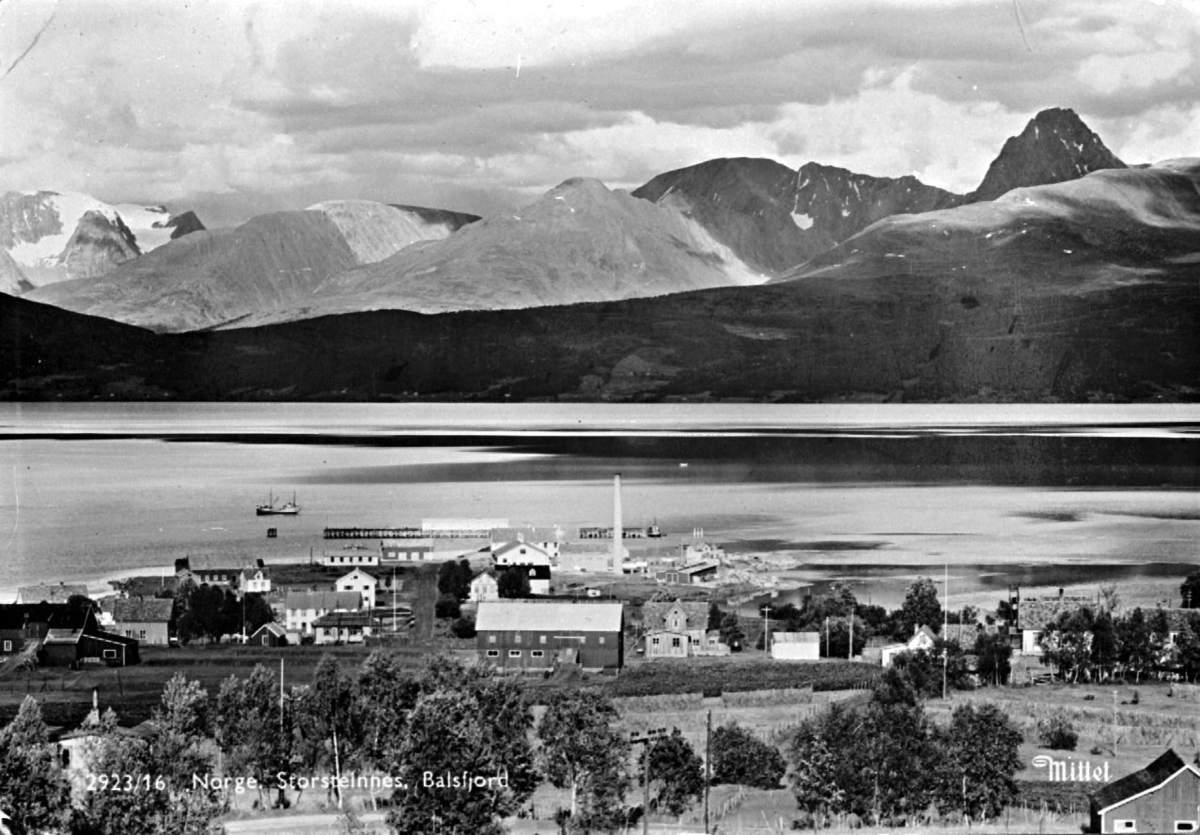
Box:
0 191 204 294
1 107 1196 402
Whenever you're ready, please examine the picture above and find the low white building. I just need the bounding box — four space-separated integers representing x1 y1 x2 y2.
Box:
336 568 377 609
470 572 499 603
770 632 820 661
380 539 435 562
322 546 380 569
313 611 375 645
285 590 363 636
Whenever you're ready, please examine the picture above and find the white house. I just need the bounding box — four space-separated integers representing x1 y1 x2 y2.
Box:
493 539 553 568
239 566 271 595
490 526 563 559
879 625 939 667
285 590 363 636
380 539 435 563
312 611 375 645
470 572 499 603
336 568 377 609
771 632 820 661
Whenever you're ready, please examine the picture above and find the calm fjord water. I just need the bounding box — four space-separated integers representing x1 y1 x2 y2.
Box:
0 403 1195 606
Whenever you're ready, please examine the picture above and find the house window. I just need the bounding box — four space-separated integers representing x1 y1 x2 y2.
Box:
263 636 270 646
508 650 521 658
652 637 660 646
102 649 117 660
539 635 547 644
515 634 522 643
486 650 499 658
1113 822 1136 832
2 640 11 652
139 630 146 640
531 650 544 658
488 635 497 643
672 638 681 648
599 636 605 644
579 637 586 644
1175 822 1197 833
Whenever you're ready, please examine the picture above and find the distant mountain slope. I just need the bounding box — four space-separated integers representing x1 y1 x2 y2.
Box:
633 108 1125 275
633 158 961 276
783 159 1200 283
24 200 480 333
230 177 765 327
0 191 206 289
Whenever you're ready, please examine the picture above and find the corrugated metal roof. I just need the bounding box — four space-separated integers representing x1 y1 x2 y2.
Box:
476 601 623 633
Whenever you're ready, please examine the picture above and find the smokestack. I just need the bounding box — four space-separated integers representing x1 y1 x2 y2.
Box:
612 473 622 574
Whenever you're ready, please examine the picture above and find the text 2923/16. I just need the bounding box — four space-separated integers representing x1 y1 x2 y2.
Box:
87 774 166 792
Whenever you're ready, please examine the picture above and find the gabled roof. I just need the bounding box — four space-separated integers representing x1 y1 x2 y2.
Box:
337 568 376 583
45 628 84 645
1017 596 1092 631
672 561 719 575
476 601 623 633
493 540 553 563
112 597 174 624
1091 749 1191 813
285 590 363 611
251 622 288 638
642 600 709 630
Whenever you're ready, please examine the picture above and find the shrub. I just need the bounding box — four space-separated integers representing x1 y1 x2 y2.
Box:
435 594 462 620
1036 711 1079 750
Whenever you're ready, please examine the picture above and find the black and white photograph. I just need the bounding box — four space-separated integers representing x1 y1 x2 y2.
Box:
1 1 1197 833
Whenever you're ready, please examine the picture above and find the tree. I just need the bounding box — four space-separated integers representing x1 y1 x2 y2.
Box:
354 651 420 773
897 577 942 640
710 723 786 789
385 667 537 835
434 593 462 619
641 729 703 818
451 614 477 639
1039 608 1096 683
974 632 1012 686
1117 608 1155 682
1176 613 1200 682
0 696 71 834
537 690 631 831
1036 710 1078 750
936 703 1022 821
719 612 745 652
437 559 472 601
179 583 228 643
214 664 292 808
707 602 723 632
294 655 358 805
496 567 532 599
71 677 225 834
1181 569 1200 609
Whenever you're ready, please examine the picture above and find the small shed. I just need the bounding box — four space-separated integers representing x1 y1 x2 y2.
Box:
249 622 289 647
659 561 719 585
43 629 139 667
771 632 821 661
1090 748 1200 834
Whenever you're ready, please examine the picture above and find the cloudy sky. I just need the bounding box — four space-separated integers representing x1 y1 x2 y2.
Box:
1 0 1197 228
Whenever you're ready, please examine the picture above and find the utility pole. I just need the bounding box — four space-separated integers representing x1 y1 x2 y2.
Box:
630 727 667 835
943 563 949 700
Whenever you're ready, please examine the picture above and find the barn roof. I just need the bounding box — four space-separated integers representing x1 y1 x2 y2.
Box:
476 601 623 633
1090 748 1189 813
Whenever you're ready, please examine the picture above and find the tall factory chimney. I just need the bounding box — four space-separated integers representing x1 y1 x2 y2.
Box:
612 473 623 574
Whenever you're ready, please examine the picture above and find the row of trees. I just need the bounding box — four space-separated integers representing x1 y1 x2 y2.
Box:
174 578 275 644
0 652 802 834
789 667 1024 828
1038 605 1200 683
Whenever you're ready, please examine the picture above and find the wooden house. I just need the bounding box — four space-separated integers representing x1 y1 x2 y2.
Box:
313 611 375 645
249 622 289 647
642 600 728 659
476 600 624 673
658 561 720 585
1090 748 1200 833
111 597 174 646
335 568 378 609
284 590 363 636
